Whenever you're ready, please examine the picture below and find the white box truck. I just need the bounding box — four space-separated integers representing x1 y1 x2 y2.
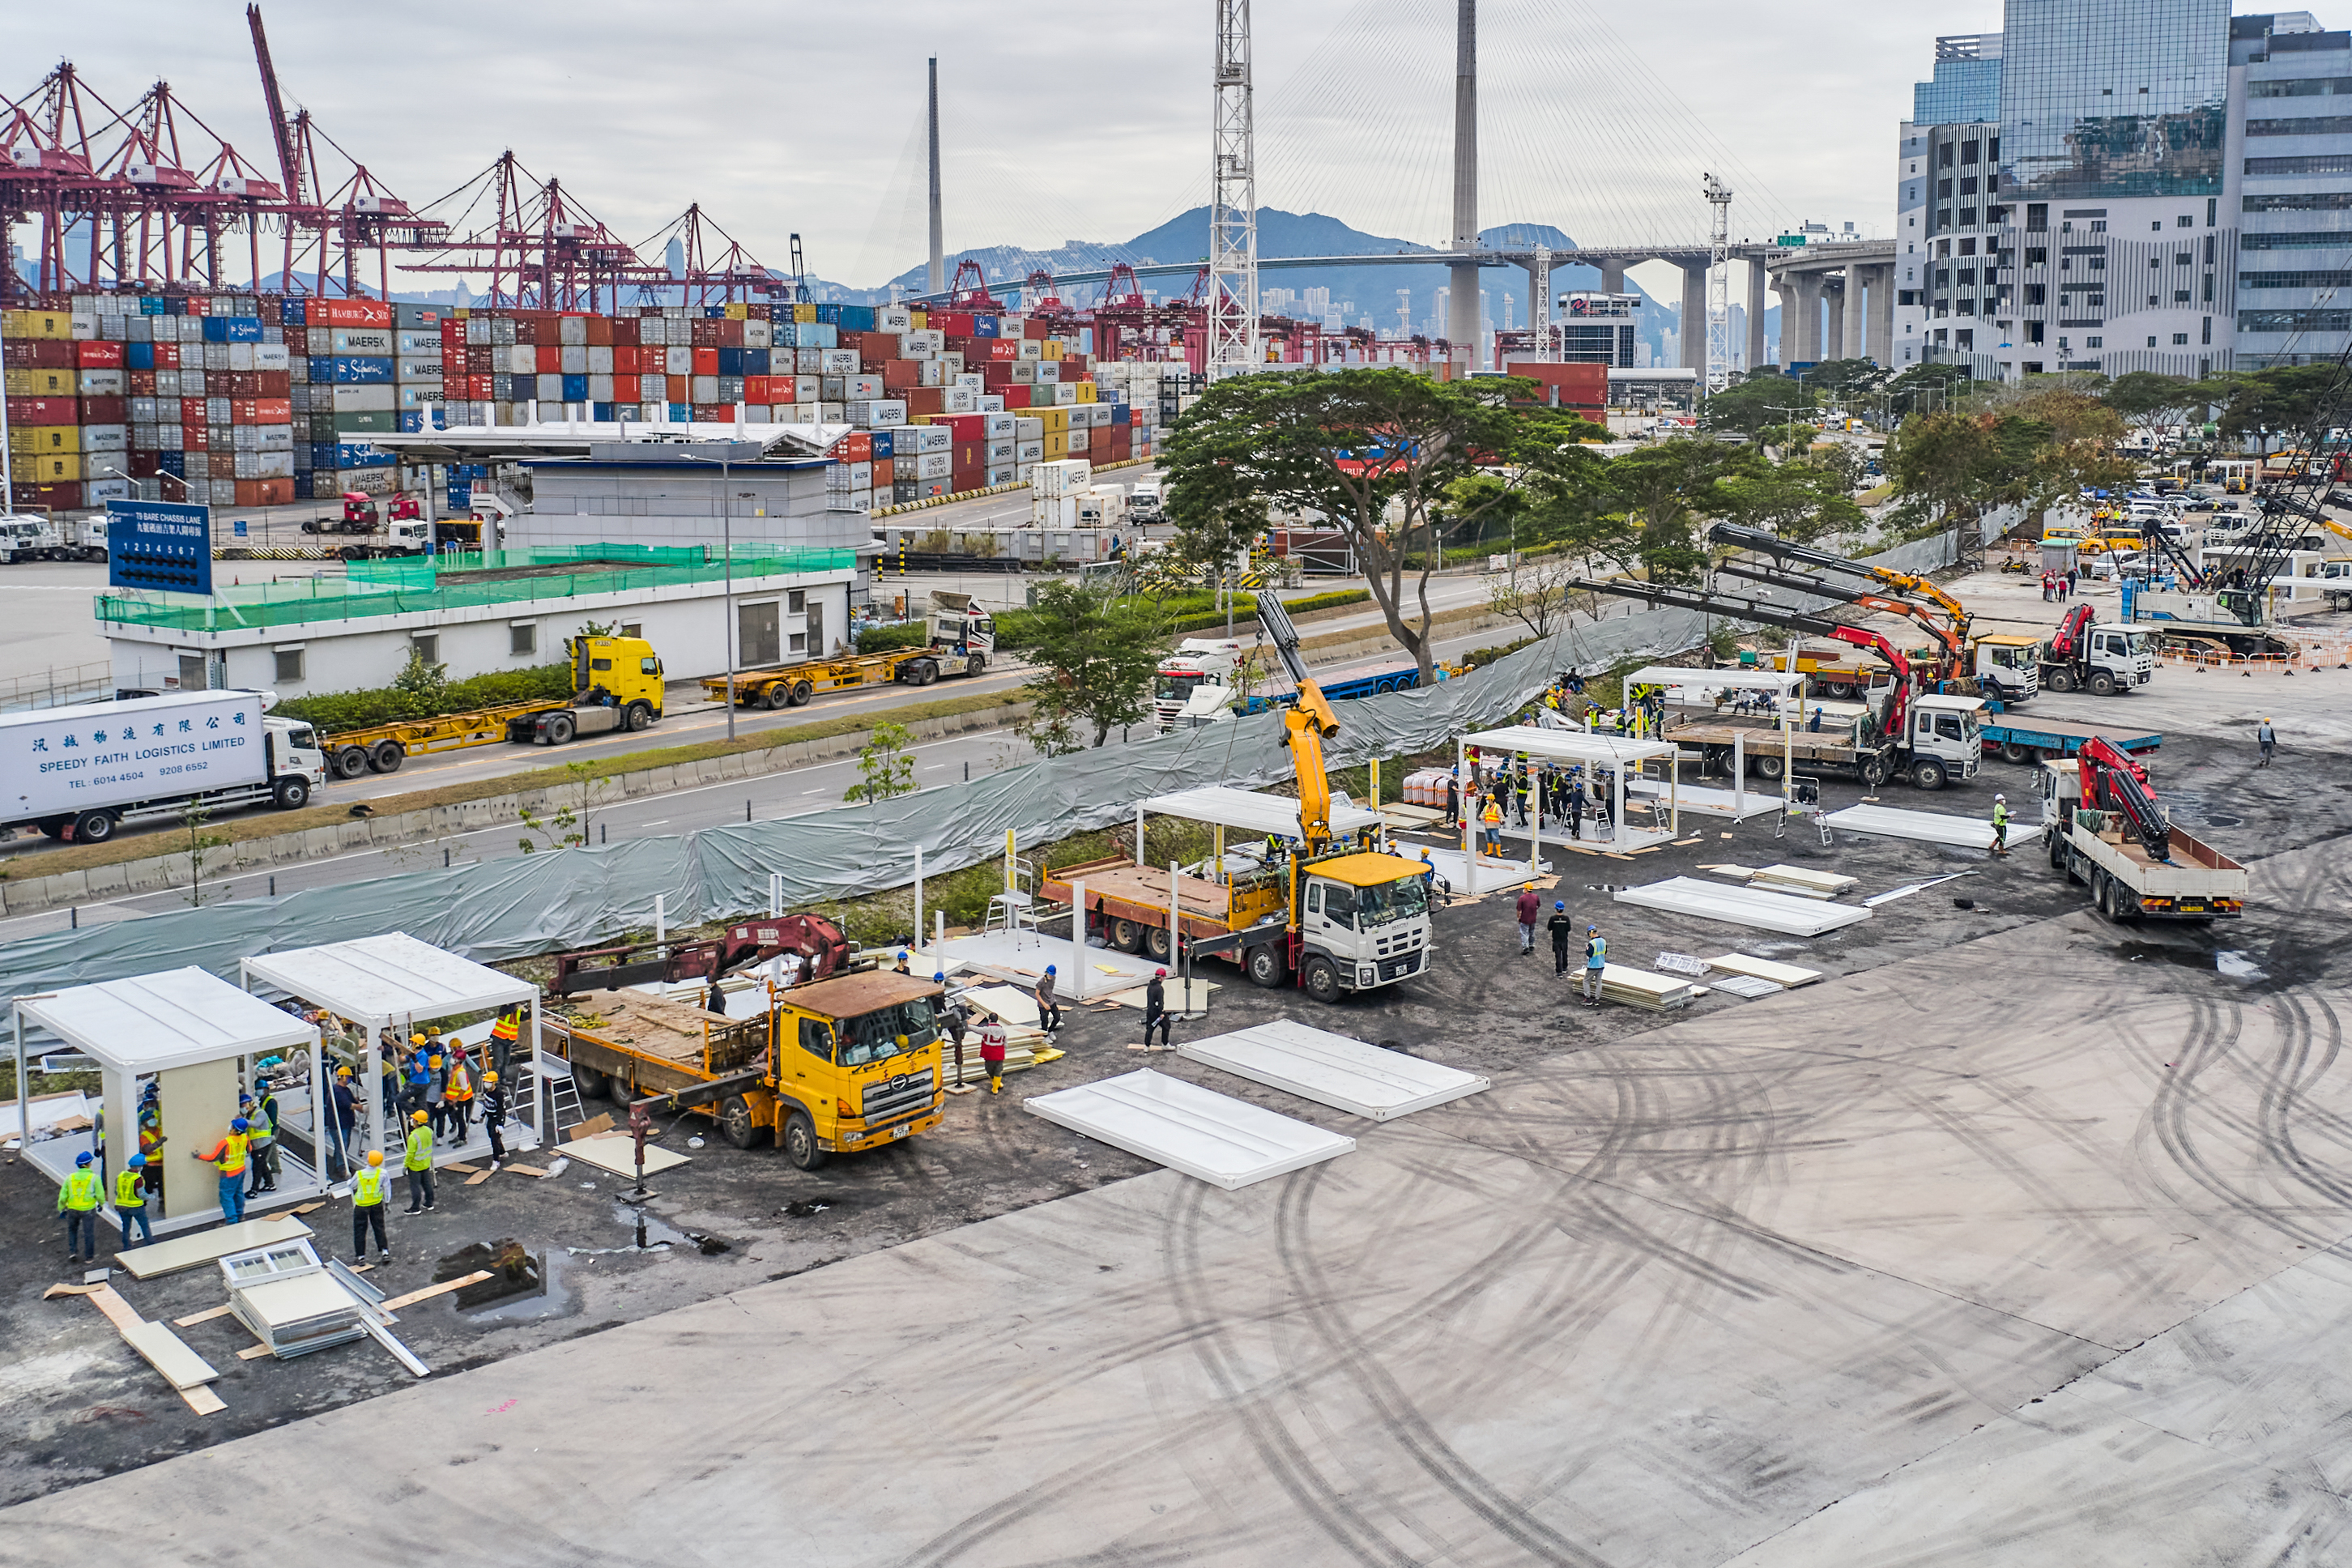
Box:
0 690 328 845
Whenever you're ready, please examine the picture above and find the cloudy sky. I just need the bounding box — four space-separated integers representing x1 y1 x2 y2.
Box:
10 0 2002 294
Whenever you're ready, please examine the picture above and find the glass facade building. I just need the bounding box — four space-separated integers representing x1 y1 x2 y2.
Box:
1999 0 2233 200
2231 14 2352 366
1915 35 2005 125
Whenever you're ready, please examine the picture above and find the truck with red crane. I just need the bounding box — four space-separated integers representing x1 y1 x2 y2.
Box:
2040 737 2246 921
2038 602 2156 696
1583 578 1987 790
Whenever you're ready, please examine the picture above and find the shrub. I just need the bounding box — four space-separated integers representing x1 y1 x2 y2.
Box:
854 623 930 654
276 663 577 736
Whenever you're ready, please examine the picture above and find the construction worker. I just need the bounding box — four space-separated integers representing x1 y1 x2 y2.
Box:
489 1004 523 1080
2258 716 2277 767
1582 926 1608 1008
60 1149 103 1263
1991 794 2010 858
136 1105 166 1199
1416 847 1450 907
423 1046 449 1141
894 951 913 976
479 1071 508 1169
400 1037 432 1120
245 1080 281 1196
1143 968 1173 1050
1036 965 1062 1033
936 974 970 1085
1481 795 1504 856
1515 883 1540 955
329 1066 358 1181
1568 773 1584 841
1548 901 1576 975
401 1109 437 1214
978 1015 1009 1095
116 1153 151 1248
1443 771 1461 828
443 1046 475 1145
352 1150 390 1264
193 1117 251 1226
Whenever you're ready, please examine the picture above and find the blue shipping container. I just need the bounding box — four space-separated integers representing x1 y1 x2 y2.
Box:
716 347 744 376
839 305 876 332
974 315 999 339
126 343 156 370
667 403 691 422
202 316 264 343
157 451 185 477
335 443 395 468
561 373 589 401
816 303 843 324
139 296 164 316
744 347 769 375
591 403 616 421
294 472 313 501
327 356 394 384
869 429 893 458
282 300 307 326
447 481 471 509
309 444 340 469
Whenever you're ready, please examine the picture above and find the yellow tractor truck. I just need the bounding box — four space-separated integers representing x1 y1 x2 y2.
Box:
315 635 665 777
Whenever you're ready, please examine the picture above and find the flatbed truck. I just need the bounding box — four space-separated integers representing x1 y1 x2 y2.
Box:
1979 712 2161 766
2040 746 2245 922
551 970 947 1170
1666 689 1988 791
314 635 664 778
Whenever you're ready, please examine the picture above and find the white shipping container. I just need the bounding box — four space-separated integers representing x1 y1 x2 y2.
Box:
503 345 535 375
1067 428 1090 452
234 450 295 479
982 412 1016 438
395 385 443 409
744 321 773 349
986 439 1016 462
913 452 952 480
253 343 290 372
905 426 951 453
638 375 667 403
560 344 588 375
333 383 397 412
78 424 126 453
84 477 131 505
77 369 126 395
665 345 692 377
843 375 883 400
845 399 907 427
254 425 293 451
329 328 394 356
876 306 913 330
535 374 565 403
393 330 440 356
395 356 443 382
848 462 872 488
986 466 1016 487
819 349 860 375
1033 458 1093 497
558 315 588 346
691 376 719 403
586 345 614 375
942 386 978 414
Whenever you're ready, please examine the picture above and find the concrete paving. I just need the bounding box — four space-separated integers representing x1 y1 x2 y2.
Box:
3 842 2348 1564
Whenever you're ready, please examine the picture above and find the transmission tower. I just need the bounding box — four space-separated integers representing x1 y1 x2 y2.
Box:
1703 173 1733 393
1209 0 1259 378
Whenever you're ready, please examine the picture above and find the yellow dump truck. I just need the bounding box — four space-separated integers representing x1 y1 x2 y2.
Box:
552 971 946 1170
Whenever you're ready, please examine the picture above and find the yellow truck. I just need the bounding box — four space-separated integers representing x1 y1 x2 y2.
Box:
702 646 948 709
553 970 946 1169
318 635 665 778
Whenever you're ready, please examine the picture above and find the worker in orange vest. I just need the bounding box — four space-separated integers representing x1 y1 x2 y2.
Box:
442 1047 475 1145
488 1004 522 1079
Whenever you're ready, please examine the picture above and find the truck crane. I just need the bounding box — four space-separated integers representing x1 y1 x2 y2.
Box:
2040 735 2247 922
1581 576 1986 790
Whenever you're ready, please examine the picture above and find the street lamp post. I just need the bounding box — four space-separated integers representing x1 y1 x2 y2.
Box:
678 451 738 740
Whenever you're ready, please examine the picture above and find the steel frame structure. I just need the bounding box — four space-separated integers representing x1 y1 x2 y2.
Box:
1208 0 1259 377
1702 173 1732 393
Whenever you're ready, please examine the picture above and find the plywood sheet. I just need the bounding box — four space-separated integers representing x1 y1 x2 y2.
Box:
1704 952 1826 988
1178 1020 1489 1121
120 1319 220 1390
561 1133 689 1178
963 986 1041 1028
1613 878 1872 937
1751 864 1860 895
116 1216 314 1280
1025 1069 1354 1190
1822 804 1999 850
377 1269 492 1313
238 1272 361 1332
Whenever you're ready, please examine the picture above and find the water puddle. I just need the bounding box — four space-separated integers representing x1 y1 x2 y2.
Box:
2115 941 2267 981
434 1239 556 1316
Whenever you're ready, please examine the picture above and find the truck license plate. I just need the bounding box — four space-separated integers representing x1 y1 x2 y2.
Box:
891 1124 909 1139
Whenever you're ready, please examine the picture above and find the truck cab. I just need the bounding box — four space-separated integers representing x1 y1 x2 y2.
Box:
1972 634 2042 702
1127 479 1163 522
0 517 49 563
512 635 664 744
925 590 995 675
261 716 329 808
1152 638 1246 731
1905 694 1985 790
1292 853 1436 1002
765 972 946 1168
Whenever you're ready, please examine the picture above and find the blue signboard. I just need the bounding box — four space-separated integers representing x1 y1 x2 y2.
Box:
232 519 248 538
107 500 213 596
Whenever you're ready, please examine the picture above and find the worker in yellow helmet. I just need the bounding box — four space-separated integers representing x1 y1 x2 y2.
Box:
401 1109 436 1215
352 1150 390 1263
480 1070 508 1170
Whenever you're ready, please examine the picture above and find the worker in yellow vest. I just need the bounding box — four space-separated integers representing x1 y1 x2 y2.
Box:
351 1150 390 1263
59 1149 104 1263
116 1153 152 1248
193 1117 251 1226
401 1109 437 1214
442 1048 475 1145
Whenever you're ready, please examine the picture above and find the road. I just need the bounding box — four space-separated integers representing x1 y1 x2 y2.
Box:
0 609 1523 939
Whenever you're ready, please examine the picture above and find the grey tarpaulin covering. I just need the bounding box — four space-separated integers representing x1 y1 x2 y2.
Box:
0 591 1747 1000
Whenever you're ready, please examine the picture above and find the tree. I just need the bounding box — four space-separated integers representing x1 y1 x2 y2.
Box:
2102 372 2205 441
518 760 608 853
179 800 232 908
391 646 449 717
2208 364 2345 446
1881 361 1975 419
1700 373 1813 437
1715 458 1866 548
1536 440 1753 586
1162 368 1593 680
1486 551 1581 640
1162 456 1268 636
995 579 1163 748
845 720 919 809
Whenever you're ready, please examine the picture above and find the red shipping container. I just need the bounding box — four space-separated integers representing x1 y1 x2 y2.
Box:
982 340 1021 361
153 343 181 370
513 317 539 345
236 478 295 506
718 319 744 348
8 396 76 425
128 370 158 396
536 344 561 373
467 375 496 400
611 316 640 346
833 432 872 462
955 443 982 471
128 450 160 478
935 312 974 337
690 318 722 347
310 299 392 328
441 321 463 347
691 347 719 377
939 414 986 440
904 387 943 415
690 403 730 423
611 346 637 376
76 339 126 369
586 315 614 347
871 457 893 486
3 339 72 368
743 376 769 403
257 371 290 398
81 395 127 424
184 296 210 317
184 424 210 450
181 398 208 424
772 375 795 403
999 385 1032 409
11 482 82 510
666 375 689 403
253 398 292 424
1025 318 1050 340
881 360 920 391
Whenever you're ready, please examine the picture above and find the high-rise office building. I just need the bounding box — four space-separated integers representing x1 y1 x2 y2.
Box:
1894 3 2349 381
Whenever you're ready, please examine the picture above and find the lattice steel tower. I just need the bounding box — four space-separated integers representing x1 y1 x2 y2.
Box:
1702 173 1733 392
1209 0 1259 377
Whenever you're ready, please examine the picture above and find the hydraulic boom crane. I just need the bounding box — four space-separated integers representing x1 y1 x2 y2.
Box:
1708 523 1975 648
1255 590 1341 853
2077 735 2170 863
1709 558 1966 668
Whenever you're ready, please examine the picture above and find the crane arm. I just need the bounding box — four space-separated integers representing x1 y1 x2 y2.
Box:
1711 560 1962 665
246 5 302 204
1252 590 1340 851
2077 735 2168 863
1709 523 1973 644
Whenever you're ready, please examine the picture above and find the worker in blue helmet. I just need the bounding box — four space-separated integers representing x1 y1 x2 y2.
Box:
60 1149 104 1263
116 1153 152 1248
1035 964 1061 1034
1547 900 1577 976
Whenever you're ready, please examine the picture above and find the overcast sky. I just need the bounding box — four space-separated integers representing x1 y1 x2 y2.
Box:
11 0 2003 295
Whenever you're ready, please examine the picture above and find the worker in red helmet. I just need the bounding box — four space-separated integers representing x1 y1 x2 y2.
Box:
1143 968 1173 1051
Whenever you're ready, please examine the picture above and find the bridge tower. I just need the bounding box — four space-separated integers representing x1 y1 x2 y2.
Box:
1447 0 1479 369
1702 173 1733 393
927 58 945 296
1208 0 1259 378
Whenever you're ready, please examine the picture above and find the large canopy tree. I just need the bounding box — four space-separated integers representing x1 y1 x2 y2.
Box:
1162 369 1600 680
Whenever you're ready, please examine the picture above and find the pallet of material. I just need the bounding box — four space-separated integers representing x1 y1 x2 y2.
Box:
1748 863 1859 897
1599 964 1697 1011
1613 877 1871 937
940 1029 1044 1084
961 986 1041 1028
1703 952 1825 988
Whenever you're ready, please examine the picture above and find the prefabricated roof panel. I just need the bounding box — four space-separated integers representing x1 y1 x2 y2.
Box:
1178 1020 1489 1121
1024 1068 1354 1189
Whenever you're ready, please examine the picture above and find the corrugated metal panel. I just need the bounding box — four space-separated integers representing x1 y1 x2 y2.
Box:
1178 1020 1488 1122
1822 805 1998 850
1024 1069 1353 1190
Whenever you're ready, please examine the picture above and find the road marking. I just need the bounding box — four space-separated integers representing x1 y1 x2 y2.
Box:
800 788 824 795
639 820 670 827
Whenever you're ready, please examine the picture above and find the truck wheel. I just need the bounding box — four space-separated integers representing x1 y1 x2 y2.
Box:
761 684 790 710
912 659 940 687
72 811 115 844
720 1095 769 1150
1302 957 1343 1004
2087 671 2119 697
2046 667 2077 692
1911 760 1946 791
1754 754 1785 781
569 1062 607 1101
965 654 986 677
782 1110 827 1170
333 745 370 780
273 778 312 810
625 701 654 731
1110 918 1143 953
2047 832 2064 870
2000 741 2033 765
1860 757 1889 790
369 740 405 773
1246 944 1287 989
788 681 813 707
607 1072 632 1106
36 818 66 840
1144 925 1174 962
544 713 576 744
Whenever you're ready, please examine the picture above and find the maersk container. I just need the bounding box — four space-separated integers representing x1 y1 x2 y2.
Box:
331 383 395 413
327 327 394 355
395 356 443 382
393 330 441 356
394 385 442 410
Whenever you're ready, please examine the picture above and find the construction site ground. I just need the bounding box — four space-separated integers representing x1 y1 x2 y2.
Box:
4 662 2351 1559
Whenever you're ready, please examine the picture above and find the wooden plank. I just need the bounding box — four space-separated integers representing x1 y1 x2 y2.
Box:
121 1319 221 1390
464 1168 496 1187
173 1303 237 1327
567 1112 615 1141
501 1164 552 1178
42 1282 102 1299
179 1385 226 1416
563 1135 688 1179
237 1342 275 1361
444 1162 483 1175
1702 952 1826 988
377 1269 493 1313
86 1285 145 1335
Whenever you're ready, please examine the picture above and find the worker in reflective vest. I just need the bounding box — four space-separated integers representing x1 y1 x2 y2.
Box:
442 1050 475 1145
137 1109 166 1199
116 1154 152 1248
489 1005 522 1079
243 1084 281 1197
352 1151 390 1264
194 1118 250 1226
402 1110 437 1214
59 1150 103 1264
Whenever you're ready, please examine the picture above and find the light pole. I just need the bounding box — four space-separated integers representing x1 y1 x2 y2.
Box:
677 450 738 739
